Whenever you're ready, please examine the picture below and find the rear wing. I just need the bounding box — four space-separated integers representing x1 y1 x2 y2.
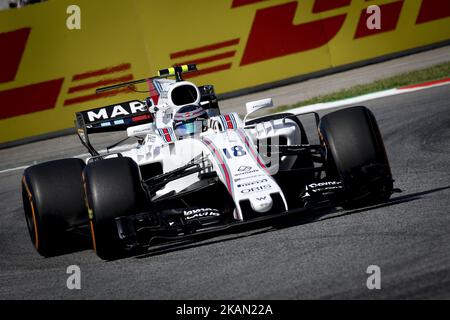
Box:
75 64 209 156
75 99 153 156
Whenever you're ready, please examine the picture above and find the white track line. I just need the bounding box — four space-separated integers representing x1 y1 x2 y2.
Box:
285 78 450 115
0 165 29 175
0 144 136 175
1 79 449 175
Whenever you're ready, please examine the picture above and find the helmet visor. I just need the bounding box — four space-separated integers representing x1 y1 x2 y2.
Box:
174 119 202 137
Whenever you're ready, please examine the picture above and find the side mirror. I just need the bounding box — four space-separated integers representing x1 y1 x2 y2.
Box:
127 122 153 137
244 98 273 123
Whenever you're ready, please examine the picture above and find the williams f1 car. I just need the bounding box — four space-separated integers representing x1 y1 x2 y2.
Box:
21 64 394 260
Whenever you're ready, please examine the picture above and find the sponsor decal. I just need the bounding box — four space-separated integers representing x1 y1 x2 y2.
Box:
235 169 259 177
240 184 272 194
307 180 343 193
234 174 264 182
308 181 341 188
237 178 268 188
85 100 146 123
234 166 260 178
130 127 151 134
183 208 221 220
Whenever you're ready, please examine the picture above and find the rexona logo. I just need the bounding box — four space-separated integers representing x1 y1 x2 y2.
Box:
183 208 221 220
237 178 268 188
241 184 272 194
83 100 146 123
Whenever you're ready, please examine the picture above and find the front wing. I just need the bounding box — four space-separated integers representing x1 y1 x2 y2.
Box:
114 201 333 255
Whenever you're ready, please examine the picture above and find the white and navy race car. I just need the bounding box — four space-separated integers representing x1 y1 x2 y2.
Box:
21 64 394 260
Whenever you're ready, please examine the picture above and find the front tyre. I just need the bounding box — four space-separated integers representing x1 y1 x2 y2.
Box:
83 157 146 260
319 106 393 207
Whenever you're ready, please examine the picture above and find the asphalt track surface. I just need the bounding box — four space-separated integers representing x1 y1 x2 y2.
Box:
0 85 449 299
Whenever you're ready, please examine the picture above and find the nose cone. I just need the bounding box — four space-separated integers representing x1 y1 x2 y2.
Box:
249 194 273 213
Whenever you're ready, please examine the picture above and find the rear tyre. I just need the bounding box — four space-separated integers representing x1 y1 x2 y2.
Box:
83 157 146 260
21 158 87 257
318 106 393 207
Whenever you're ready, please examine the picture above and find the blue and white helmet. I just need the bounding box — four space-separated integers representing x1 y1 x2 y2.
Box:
173 104 208 138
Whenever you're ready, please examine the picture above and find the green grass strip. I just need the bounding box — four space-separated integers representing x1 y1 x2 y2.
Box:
275 61 450 113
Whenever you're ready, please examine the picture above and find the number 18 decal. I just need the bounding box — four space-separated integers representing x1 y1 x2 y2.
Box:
223 145 246 159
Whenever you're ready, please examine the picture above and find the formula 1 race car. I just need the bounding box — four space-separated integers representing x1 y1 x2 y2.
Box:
21 64 394 260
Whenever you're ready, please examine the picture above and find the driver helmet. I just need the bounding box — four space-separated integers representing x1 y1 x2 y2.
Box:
173 104 208 138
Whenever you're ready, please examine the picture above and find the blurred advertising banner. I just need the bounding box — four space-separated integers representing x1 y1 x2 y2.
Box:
1 0 449 143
